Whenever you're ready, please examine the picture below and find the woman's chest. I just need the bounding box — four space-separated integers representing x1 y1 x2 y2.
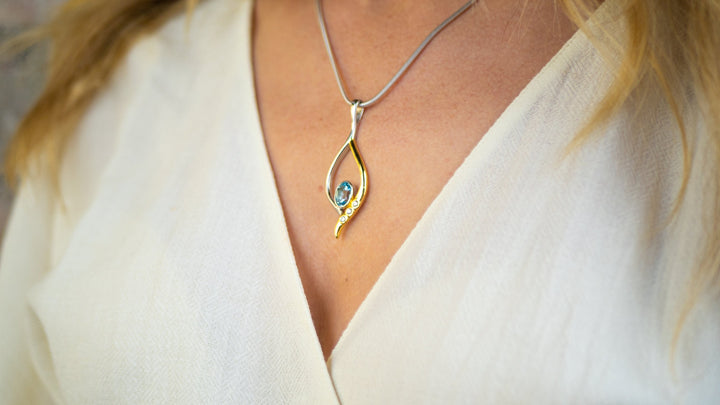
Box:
33 123 685 402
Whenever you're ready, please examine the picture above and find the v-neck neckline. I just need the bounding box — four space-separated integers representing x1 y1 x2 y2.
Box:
240 0 618 382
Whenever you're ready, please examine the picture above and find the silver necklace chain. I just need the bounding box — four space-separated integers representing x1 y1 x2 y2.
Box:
318 0 475 238
315 0 476 109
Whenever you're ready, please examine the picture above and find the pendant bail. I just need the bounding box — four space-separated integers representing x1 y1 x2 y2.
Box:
350 100 364 137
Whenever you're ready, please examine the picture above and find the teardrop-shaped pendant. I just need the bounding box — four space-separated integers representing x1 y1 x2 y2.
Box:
326 101 368 238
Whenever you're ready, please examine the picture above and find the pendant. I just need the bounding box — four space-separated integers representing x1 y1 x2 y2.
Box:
326 100 367 238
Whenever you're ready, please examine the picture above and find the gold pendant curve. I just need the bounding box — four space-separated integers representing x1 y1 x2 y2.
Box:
326 101 367 238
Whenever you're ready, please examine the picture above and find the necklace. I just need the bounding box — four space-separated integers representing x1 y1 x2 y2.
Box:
316 0 475 238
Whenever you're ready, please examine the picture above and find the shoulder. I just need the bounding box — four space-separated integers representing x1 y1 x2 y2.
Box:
57 0 254 223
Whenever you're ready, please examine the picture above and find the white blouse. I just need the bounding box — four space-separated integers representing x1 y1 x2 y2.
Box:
1 0 718 403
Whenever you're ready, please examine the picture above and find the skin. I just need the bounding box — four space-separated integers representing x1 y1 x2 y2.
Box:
253 0 582 360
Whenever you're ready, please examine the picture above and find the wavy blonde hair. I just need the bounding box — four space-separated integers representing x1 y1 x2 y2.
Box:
3 0 720 356
561 0 720 358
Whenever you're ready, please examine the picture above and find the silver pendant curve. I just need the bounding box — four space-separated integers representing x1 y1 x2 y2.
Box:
326 101 367 238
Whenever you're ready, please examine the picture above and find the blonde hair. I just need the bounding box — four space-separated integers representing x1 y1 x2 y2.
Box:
3 0 198 182
561 0 720 356
4 0 720 355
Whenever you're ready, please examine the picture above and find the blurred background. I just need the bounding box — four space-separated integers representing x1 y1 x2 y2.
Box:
0 0 62 239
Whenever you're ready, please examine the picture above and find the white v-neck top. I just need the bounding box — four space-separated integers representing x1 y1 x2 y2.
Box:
1 0 718 403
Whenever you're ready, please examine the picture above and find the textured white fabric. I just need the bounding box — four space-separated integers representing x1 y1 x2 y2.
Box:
1 0 719 403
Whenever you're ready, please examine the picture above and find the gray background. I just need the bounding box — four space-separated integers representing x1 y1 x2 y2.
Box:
0 0 63 239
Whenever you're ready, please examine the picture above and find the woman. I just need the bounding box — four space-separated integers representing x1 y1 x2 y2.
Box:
1 0 718 402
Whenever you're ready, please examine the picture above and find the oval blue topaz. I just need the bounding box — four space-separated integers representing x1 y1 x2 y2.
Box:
334 181 354 208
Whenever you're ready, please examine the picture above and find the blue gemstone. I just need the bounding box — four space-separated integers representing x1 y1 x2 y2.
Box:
334 181 354 208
